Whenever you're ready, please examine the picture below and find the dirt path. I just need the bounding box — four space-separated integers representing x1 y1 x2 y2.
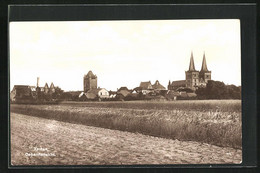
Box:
10 113 242 165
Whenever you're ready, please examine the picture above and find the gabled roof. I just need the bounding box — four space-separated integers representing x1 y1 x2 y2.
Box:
44 83 49 88
139 81 153 90
170 80 186 87
109 91 117 95
152 80 166 90
118 87 129 92
118 90 130 97
133 87 143 91
50 82 55 88
79 92 86 98
12 85 31 94
29 86 36 92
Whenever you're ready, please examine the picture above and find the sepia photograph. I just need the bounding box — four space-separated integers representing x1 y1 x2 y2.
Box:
9 19 242 166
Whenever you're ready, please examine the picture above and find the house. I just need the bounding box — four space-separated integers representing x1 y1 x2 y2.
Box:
78 92 87 101
168 80 186 91
132 87 142 93
165 90 180 100
86 88 109 100
44 83 49 94
117 87 131 97
139 81 153 95
109 91 117 98
29 86 37 98
10 85 33 102
152 80 166 90
49 82 55 94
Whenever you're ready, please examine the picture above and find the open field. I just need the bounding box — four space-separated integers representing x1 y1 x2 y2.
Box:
60 100 241 112
10 100 242 149
11 113 242 165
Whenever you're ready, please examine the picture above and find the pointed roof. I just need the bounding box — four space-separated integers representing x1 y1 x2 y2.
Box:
152 80 166 90
85 70 97 78
50 82 55 88
200 52 209 71
139 81 153 90
188 51 196 71
44 83 49 88
118 87 129 92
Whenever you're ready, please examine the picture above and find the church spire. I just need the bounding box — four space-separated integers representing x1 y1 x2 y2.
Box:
189 51 196 71
200 52 209 71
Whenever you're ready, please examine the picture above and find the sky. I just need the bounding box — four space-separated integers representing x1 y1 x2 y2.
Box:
10 19 241 91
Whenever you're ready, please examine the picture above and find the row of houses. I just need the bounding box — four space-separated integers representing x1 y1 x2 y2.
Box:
77 77 196 101
10 77 59 103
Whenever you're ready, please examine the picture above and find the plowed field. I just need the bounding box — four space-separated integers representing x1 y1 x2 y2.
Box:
11 113 242 165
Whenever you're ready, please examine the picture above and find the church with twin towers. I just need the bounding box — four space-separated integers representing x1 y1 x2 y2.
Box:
168 52 211 91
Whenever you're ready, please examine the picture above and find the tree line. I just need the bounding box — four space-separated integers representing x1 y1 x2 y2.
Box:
195 80 241 99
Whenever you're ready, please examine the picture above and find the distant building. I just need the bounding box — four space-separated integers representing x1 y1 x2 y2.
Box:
152 80 166 90
44 83 49 94
139 81 153 95
10 85 32 102
185 52 211 90
168 80 186 90
199 52 212 87
86 88 109 100
49 82 55 94
83 71 97 92
185 52 200 90
117 87 131 97
169 51 212 91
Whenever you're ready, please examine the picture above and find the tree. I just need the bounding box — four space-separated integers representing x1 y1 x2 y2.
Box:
51 87 64 99
196 80 241 99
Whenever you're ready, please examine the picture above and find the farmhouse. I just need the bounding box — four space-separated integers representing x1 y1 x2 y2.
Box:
86 88 109 100
10 85 33 102
168 80 186 91
139 81 153 95
152 80 166 91
117 87 131 97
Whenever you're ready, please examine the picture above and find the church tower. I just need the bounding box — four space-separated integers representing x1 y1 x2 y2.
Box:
84 71 97 92
199 52 211 86
185 52 199 90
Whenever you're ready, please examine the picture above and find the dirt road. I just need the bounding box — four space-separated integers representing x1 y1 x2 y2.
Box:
10 113 242 165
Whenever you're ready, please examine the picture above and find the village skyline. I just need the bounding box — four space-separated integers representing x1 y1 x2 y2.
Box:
10 20 241 91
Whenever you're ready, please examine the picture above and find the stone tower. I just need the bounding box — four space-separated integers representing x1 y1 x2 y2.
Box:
199 52 211 86
185 52 199 90
84 71 97 92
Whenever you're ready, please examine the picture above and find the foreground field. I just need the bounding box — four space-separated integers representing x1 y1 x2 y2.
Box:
10 100 242 149
11 113 242 165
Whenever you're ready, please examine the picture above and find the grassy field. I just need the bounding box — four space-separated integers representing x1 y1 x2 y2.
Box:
10 100 242 149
